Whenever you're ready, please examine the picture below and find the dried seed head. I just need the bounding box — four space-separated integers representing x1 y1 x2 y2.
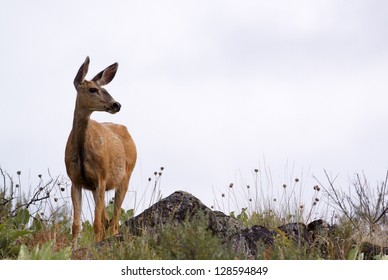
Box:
300 205 304 209
54 198 58 202
254 169 259 173
154 171 157 176
17 171 21 176
60 187 65 192
283 184 287 188
148 177 151 182
160 167 164 171
221 193 225 198
38 174 42 179
229 183 233 188
315 198 319 202
246 185 250 189
295 178 299 183
15 184 19 188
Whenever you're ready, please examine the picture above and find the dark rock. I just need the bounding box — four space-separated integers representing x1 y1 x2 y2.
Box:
123 191 246 240
122 191 268 257
307 219 331 238
278 222 312 244
124 191 210 234
360 242 388 260
230 225 276 257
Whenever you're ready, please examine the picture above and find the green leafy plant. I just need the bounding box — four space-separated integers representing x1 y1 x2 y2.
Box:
18 240 71 260
0 208 33 259
347 247 364 260
106 204 134 225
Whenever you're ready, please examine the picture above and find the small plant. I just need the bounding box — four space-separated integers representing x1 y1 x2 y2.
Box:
18 240 71 260
374 255 388 260
347 247 364 261
230 208 249 226
106 203 134 225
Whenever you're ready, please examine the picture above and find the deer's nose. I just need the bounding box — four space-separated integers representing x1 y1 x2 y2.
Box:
112 102 121 112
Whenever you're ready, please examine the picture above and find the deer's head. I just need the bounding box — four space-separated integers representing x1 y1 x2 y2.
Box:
73 56 121 114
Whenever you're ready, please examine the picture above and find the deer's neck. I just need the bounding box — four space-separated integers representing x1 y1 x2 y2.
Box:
71 103 93 185
72 105 91 145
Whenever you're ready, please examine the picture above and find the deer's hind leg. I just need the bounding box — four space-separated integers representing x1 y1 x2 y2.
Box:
109 181 130 236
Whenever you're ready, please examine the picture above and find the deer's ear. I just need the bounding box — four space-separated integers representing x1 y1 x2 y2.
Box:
92 62 118 86
74 56 90 88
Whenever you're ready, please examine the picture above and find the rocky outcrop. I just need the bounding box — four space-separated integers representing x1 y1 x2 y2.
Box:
122 191 336 258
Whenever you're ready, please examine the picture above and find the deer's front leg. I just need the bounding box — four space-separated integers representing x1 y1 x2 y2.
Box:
71 184 82 250
93 181 106 242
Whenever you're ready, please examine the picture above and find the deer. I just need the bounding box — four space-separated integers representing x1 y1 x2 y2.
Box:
65 56 137 249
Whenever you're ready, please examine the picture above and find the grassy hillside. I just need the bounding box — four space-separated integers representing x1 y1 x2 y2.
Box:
1 167 387 260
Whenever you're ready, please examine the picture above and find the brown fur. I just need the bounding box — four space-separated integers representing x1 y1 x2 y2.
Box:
65 57 137 249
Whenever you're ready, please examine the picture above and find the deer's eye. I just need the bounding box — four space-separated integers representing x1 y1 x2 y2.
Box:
89 87 98 94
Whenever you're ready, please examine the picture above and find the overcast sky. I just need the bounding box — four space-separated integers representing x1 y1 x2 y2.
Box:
1 0 388 217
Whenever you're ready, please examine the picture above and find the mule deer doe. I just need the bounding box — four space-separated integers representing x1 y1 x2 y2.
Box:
65 57 137 249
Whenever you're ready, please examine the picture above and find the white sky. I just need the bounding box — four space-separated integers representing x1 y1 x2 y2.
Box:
1 0 388 217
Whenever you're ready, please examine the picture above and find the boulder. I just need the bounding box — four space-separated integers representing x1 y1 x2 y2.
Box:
123 191 277 257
